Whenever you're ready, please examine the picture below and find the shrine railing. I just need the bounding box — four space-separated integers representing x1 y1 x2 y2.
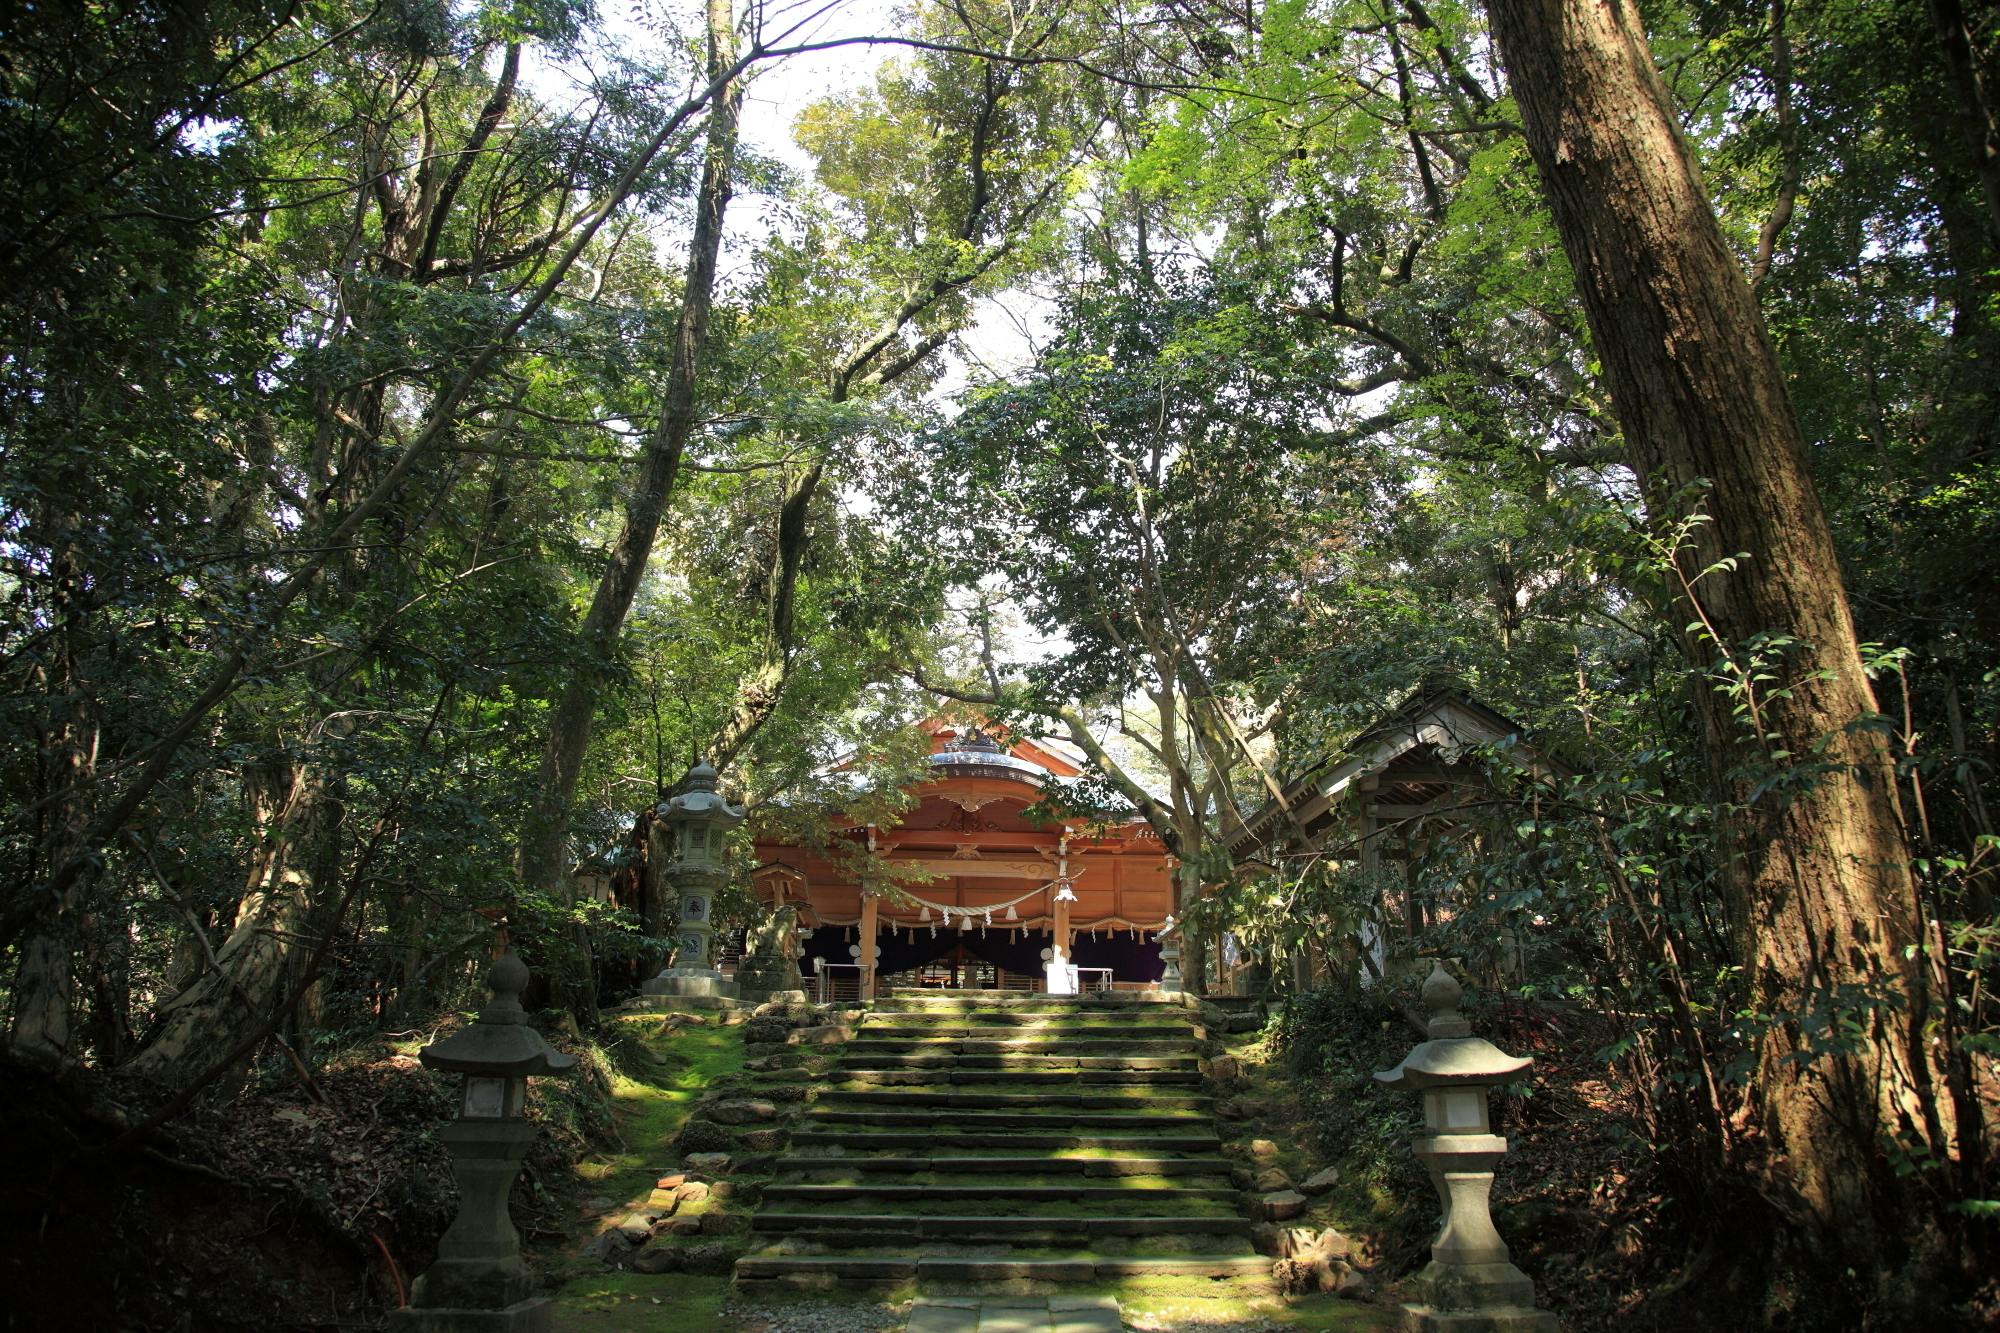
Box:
812 961 863 1004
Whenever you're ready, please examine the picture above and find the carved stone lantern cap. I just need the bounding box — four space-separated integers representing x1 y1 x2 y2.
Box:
1374 962 1532 1091
418 951 579 1079
658 759 745 821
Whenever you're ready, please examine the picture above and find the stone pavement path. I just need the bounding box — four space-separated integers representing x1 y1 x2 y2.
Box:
904 1295 1122 1333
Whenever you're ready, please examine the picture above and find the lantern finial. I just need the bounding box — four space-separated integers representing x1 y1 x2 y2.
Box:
1421 961 1471 1038
482 951 530 1025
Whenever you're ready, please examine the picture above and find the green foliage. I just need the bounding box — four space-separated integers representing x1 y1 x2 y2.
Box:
1274 985 1427 1219
1 3 1996 1311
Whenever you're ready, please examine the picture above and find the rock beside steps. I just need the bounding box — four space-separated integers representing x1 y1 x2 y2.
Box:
732 990 1272 1291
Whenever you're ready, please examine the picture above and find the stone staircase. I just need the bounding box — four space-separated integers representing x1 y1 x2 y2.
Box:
733 991 1268 1288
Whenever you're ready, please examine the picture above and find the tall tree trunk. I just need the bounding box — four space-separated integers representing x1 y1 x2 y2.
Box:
8 538 100 1064
708 460 822 770
1487 0 1957 1259
1175 861 1209 996
1926 0 2000 248
515 0 741 1021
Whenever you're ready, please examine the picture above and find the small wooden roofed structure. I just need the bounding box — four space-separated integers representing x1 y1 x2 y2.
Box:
1224 678 1564 985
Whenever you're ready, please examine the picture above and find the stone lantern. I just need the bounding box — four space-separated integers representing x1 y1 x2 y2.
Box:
1374 962 1557 1331
642 760 744 1000
1157 914 1183 994
394 951 576 1332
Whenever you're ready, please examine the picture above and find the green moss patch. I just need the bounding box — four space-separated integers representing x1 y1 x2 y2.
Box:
551 1272 732 1332
568 1016 746 1205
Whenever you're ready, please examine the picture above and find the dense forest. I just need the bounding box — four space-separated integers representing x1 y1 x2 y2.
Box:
1 0 1995 1327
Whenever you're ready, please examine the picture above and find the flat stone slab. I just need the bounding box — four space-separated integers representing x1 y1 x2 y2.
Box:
386 1297 552 1331
734 1255 914 1282
1050 1308 1122 1333
919 1257 1096 1282
907 1302 982 1333
904 1297 1122 1333
1090 1255 1270 1277
622 995 745 1013
1401 1306 1562 1332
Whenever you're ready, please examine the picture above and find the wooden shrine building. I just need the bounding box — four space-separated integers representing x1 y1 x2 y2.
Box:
1224 677 1564 986
751 724 1178 1000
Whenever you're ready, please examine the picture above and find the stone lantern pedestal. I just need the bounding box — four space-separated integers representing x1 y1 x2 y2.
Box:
1375 963 1558 1332
393 952 577 1332
1157 915 1183 995
642 761 744 1001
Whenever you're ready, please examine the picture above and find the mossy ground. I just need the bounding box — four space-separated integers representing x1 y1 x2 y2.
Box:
1100 1274 1398 1329
554 1272 734 1332
544 1013 747 1324
554 1272 912 1332
566 1014 746 1203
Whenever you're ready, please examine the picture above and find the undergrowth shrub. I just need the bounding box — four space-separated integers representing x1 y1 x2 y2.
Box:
1276 984 1430 1250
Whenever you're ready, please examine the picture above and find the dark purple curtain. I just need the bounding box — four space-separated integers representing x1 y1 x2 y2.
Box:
1072 932 1163 983
958 928 1055 974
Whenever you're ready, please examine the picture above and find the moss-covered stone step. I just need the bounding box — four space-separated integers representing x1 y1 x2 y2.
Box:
845 1036 1194 1056
840 1050 1197 1069
859 1018 1194 1036
750 1213 1253 1241
804 1108 1210 1129
874 991 1191 1007
730 990 1256 1293
763 1194 1239 1219
773 1156 1233 1177
765 1170 1232 1193
734 1255 915 1283
863 1006 1193 1021
832 1065 1200 1085
815 1087 1210 1110
865 1009 1191 1025
761 1183 1238 1205
787 1130 1222 1152
734 1253 1271 1285
752 1216 1248 1248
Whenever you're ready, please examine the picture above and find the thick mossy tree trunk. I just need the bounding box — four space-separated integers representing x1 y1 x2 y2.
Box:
1176 862 1209 996
1488 0 1961 1262
514 0 742 1024
123 762 321 1084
